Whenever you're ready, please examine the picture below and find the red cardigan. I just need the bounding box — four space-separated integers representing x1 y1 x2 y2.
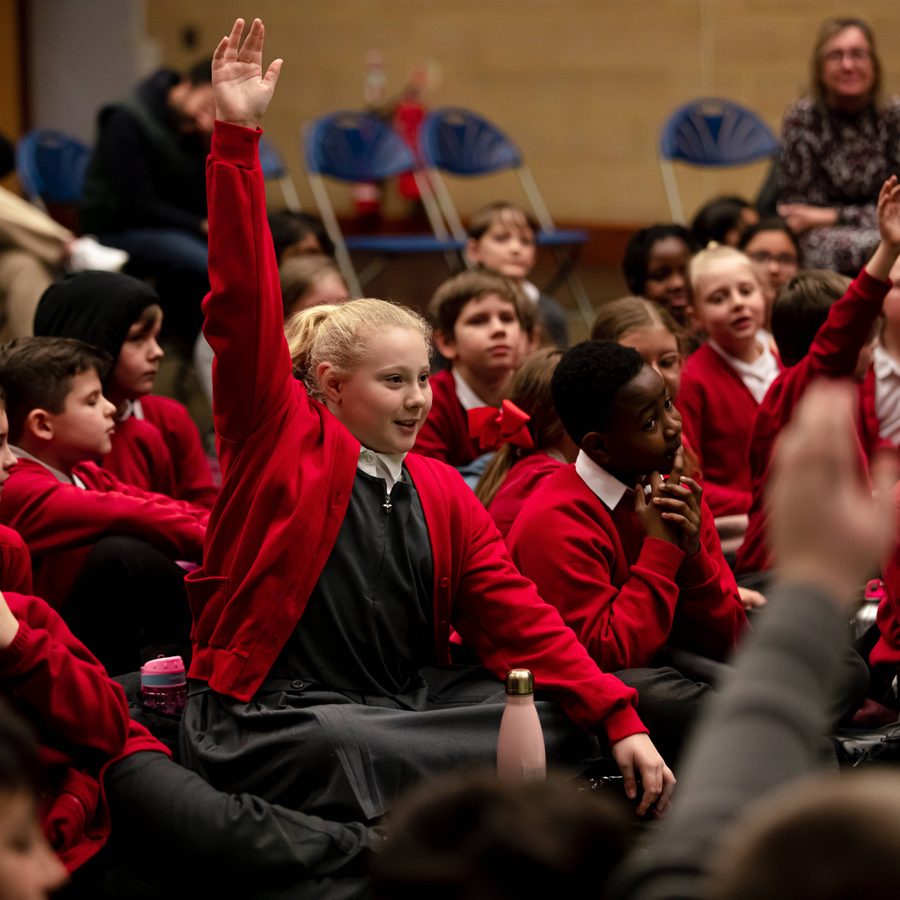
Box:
736 268 890 574
0 524 33 594
188 122 646 744
412 368 481 466
507 464 747 672
487 452 565 539
103 394 217 509
0 592 166 871
0 458 207 606
678 342 781 517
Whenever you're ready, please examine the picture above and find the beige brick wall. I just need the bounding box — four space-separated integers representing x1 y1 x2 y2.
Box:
146 0 900 226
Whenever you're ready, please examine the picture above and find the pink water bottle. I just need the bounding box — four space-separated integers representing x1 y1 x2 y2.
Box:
140 655 186 716
497 668 546 780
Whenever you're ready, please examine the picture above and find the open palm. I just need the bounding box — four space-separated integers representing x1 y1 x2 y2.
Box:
212 18 282 129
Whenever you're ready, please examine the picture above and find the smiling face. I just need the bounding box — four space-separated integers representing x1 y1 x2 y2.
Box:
819 25 875 110
45 369 117 470
319 326 432 454
691 258 766 360
436 293 523 389
644 237 693 324
617 322 683 400
588 365 682 484
466 217 537 282
109 307 164 405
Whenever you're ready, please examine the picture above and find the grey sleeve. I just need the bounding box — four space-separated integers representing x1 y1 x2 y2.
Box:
609 583 850 900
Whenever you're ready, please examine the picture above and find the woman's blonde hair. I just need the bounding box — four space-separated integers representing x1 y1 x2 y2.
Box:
687 244 759 302
475 348 564 508
284 298 432 398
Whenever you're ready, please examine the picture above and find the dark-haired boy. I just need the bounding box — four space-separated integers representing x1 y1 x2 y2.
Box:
508 340 747 760
414 269 530 467
0 336 207 672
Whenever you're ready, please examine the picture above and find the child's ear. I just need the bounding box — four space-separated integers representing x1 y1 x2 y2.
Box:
317 363 345 405
464 238 481 266
433 329 459 362
581 431 611 469
23 409 53 444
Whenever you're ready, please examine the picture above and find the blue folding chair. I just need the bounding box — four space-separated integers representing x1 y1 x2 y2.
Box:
258 136 302 212
658 97 779 223
419 106 593 326
302 110 463 296
16 129 91 215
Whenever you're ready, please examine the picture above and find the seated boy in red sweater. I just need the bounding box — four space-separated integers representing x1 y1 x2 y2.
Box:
678 246 781 521
736 175 900 582
33 271 218 509
508 340 747 760
414 270 530 468
0 337 207 673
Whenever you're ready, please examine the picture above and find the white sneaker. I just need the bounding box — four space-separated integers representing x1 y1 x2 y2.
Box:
67 236 129 273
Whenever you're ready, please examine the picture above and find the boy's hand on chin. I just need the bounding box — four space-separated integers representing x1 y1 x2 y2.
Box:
656 474 703 557
635 471 680 546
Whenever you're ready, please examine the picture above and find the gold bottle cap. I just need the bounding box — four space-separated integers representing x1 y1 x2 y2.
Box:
505 668 534 695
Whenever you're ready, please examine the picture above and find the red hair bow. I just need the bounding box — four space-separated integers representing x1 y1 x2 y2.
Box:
468 400 535 452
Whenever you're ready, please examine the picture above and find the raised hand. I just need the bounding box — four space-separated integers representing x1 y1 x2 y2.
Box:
877 174 900 251
212 18 283 129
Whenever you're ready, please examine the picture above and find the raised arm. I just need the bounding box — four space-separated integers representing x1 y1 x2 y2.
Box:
203 18 291 446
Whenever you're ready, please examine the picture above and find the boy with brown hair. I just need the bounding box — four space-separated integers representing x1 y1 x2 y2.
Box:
0 336 207 672
414 269 531 468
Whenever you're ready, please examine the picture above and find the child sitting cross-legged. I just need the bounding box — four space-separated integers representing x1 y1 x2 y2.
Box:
677 246 782 519
179 17 676 835
33 272 218 509
507 340 748 764
465 201 569 349
0 337 207 674
414 269 531 468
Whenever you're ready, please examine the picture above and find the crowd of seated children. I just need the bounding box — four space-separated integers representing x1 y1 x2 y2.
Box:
621 223 700 330
0 338 207 674
414 269 531 467
735 176 900 584
464 201 569 349
677 245 781 520
32 271 218 509
690 195 759 249
475 348 575 538
507 339 747 764
738 216 801 320
178 19 675 849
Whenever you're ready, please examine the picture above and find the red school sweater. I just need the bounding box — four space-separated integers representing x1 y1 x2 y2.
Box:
187 121 646 745
487 451 565 540
507 464 747 672
413 368 481 467
0 592 167 871
678 342 782 517
103 394 218 509
0 458 207 606
736 268 890 575
0 524 33 594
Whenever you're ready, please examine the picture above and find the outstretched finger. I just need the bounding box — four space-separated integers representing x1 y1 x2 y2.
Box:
263 57 284 88
238 17 266 62
221 18 244 59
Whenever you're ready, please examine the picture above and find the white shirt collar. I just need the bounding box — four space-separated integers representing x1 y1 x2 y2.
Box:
708 333 779 403
452 369 489 412
357 446 406 493
117 398 144 422
574 449 629 509
11 446 86 489
873 343 900 380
